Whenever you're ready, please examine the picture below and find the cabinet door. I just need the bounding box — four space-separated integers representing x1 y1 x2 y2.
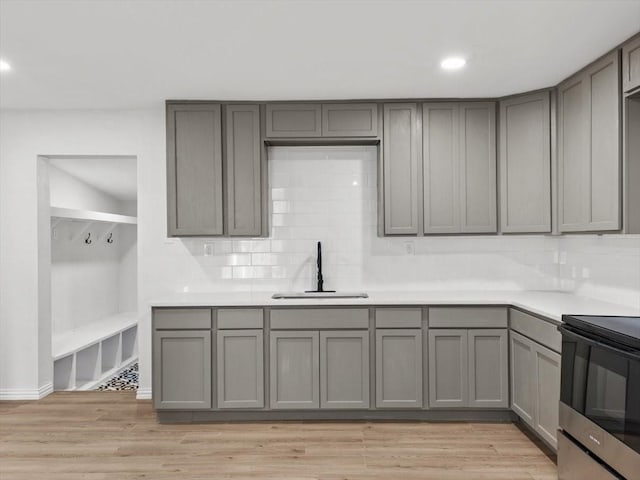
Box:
422 103 460 233
383 103 419 235
225 105 262 236
320 331 370 409
510 331 535 425
533 342 561 449
499 92 551 233
217 329 264 409
376 329 422 408
322 103 378 137
587 52 621 231
558 74 588 231
623 34 640 93
166 103 223 236
559 51 621 232
153 330 211 410
467 329 508 408
266 104 322 137
428 329 468 408
270 331 319 409
459 102 497 233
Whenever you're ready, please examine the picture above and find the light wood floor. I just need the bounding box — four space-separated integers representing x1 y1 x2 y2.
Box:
0 392 557 480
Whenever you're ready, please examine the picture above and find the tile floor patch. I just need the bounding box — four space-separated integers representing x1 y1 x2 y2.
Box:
96 363 138 391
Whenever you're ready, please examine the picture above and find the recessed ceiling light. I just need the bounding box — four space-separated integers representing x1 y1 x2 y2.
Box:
0 59 11 72
441 57 466 71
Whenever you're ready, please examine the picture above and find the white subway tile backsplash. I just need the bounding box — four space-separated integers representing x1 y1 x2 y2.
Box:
168 146 639 307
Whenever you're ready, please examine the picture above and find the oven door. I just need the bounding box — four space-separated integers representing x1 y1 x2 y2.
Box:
560 325 640 478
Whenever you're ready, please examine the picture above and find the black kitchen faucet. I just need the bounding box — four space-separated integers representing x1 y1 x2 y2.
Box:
305 241 335 293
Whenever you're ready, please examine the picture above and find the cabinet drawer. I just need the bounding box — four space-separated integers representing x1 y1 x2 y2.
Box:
217 309 263 329
375 308 422 328
322 103 378 137
266 104 322 137
510 309 561 353
153 308 212 330
270 308 369 330
428 307 507 328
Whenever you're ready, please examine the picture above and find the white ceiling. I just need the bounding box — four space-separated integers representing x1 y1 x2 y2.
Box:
49 157 137 201
1 0 639 110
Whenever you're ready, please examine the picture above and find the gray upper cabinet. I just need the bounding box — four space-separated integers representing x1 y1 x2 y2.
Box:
467 329 508 408
166 103 223 236
384 103 419 235
270 331 320 409
320 331 370 409
499 92 551 233
153 329 211 410
558 50 621 232
376 329 423 408
423 103 460 233
266 104 322 137
623 34 640 92
422 102 497 234
459 103 497 233
225 105 263 236
217 329 264 409
322 103 378 137
428 329 467 408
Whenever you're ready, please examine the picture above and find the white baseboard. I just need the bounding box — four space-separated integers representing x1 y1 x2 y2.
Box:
136 388 152 400
0 382 53 400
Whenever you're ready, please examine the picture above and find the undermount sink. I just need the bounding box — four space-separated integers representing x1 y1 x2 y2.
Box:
272 292 369 299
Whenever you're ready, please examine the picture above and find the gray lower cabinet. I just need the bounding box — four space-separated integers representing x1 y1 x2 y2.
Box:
225 105 262 236
320 331 370 409
216 329 264 409
558 50 621 232
499 91 551 233
322 103 378 137
270 331 319 409
623 34 640 93
166 103 223 236
429 329 508 408
509 330 561 450
375 329 422 408
383 103 419 235
428 329 467 407
153 329 211 410
422 102 497 234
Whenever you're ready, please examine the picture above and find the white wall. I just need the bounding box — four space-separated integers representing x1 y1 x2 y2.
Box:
50 166 137 334
1 108 639 400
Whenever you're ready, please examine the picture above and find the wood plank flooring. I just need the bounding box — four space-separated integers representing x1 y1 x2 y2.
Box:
0 392 557 480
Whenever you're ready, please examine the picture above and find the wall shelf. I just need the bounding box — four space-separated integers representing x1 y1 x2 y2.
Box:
50 206 137 225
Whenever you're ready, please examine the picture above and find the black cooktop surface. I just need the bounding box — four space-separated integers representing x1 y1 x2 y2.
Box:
563 315 640 349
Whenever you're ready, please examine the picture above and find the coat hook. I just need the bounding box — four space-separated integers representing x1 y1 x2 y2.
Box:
107 232 114 244
85 232 92 244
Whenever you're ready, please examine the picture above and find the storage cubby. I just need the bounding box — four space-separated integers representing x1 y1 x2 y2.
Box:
101 334 120 374
75 344 100 389
53 355 75 390
121 327 137 363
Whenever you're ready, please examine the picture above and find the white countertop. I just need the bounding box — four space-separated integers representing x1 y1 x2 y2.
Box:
149 290 640 323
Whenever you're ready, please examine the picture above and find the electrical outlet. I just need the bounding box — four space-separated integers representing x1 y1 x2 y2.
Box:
403 241 415 255
204 243 214 256
52 227 58 240
582 267 590 279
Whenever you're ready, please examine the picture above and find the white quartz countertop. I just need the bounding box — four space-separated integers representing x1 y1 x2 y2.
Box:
149 290 640 323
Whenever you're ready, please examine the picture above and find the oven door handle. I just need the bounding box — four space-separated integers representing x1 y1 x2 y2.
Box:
560 325 640 361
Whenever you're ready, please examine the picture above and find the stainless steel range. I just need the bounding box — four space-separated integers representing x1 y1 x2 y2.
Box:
558 315 640 480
